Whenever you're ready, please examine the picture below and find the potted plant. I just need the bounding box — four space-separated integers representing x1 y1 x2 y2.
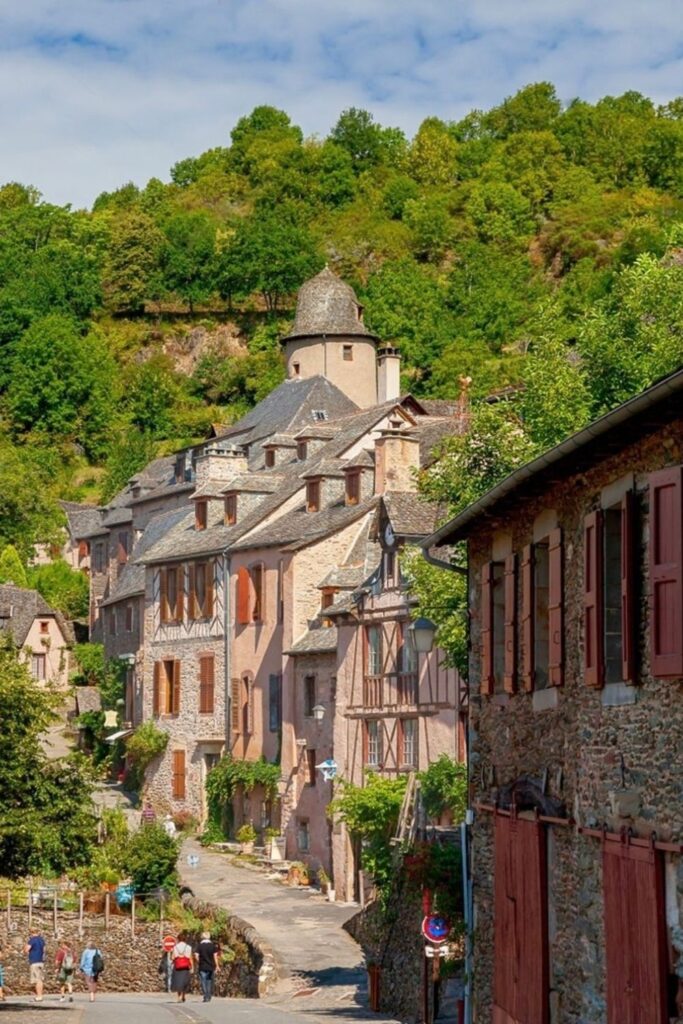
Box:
236 822 257 854
288 861 310 886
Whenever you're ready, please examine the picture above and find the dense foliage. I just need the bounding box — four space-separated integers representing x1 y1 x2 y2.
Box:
1 85 683 555
124 721 169 791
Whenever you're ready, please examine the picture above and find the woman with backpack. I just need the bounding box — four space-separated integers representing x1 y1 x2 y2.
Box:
170 933 193 1003
55 940 75 1002
80 941 104 1002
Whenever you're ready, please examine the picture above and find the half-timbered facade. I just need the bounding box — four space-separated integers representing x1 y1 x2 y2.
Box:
424 367 683 1024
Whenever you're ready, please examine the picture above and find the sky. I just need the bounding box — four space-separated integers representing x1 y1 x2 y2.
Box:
2 0 683 209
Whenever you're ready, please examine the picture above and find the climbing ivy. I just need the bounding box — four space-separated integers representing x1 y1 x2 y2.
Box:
418 755 467 823
205 755 281 832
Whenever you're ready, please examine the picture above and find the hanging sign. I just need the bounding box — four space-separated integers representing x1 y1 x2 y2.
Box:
421 913 450 944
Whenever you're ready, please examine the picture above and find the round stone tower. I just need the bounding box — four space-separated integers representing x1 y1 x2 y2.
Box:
283 267 380 408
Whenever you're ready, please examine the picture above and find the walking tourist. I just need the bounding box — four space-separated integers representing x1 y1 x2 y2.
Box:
141 800 156 826
194 931 220 1003
24 927 45 1002
163 814 177 838
170 933 193 1003
80 941 104 1002
55 939 75 1002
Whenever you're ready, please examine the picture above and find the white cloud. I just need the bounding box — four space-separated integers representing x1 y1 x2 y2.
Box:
1 0 682 207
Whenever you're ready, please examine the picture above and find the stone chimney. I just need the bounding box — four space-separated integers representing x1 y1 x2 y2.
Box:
374 429 420 495
194 444 248 488
377 346 401 403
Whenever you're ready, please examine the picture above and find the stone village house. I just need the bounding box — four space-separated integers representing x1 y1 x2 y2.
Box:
424 367 683 1024
0 583 73 687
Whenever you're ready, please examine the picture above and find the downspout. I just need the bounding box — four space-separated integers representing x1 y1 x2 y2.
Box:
422 547 467 576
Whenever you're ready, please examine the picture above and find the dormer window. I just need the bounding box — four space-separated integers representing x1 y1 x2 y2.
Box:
265 449 275 468
343 344 353 362
346 471 361 506
225 493 237 526
297 441 307 461
174 455 185 483
117 531 129 565
195 500 207 531
321 587 338 627
306 479 321 513
312 410 328 422
293 362 300 377
40 620 49 634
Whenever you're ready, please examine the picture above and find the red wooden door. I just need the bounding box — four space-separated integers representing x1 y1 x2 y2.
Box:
603 840 667 1024
494 815 549 1024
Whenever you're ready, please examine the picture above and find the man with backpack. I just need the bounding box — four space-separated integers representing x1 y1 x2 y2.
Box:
80 941 104 1002
55 940 75 1002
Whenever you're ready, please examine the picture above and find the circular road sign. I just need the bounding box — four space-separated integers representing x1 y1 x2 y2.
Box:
421 913 450 945
163 935 176 953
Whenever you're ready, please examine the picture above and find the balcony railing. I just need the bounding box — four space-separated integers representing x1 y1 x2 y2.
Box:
362 672 418 709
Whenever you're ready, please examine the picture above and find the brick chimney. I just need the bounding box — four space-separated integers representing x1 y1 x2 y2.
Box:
374 429 420 495
194 444 248 488
377 346 401 404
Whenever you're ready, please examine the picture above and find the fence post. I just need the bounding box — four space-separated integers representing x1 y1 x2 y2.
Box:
53 890 58 937
6 890 10 932
78 893 84 938
28 887 32 930
105 891 110 932
159 894 164 943
131 895 136 941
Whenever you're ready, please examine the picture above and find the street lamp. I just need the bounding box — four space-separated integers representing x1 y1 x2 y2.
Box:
312 704 326 722
409 617 437 654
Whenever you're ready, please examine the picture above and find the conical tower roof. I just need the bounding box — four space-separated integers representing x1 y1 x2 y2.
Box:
284 267 378 340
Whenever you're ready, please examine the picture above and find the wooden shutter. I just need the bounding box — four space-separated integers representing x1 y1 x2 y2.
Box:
205 562 215 619
503 553 517 693
621 491 636 683
153 661 160 715
159 568 169 623
521 545 534 691
172 750 186 800
245 678 254 734
187 563 197 620
481 562 494 695
175 567 184 622
603 840 667 1024
548 528 563 686
169 660 181 715
237 567 251 625
649 467 683 678
584 511 604 687
230 677 241 733
199 655 214 714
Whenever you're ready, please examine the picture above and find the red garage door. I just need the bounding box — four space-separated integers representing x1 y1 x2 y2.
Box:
494 814 549 1024
603 838 668 1024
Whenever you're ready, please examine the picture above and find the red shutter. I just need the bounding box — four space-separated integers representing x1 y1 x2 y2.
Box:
171 661 181 715
521 545 534 691
205 562 215 619
237 567 251 625
584 511 604 687
649 467 683 678
603 840 667 1024
548 528 563 686
231 678 241 733
199 656 214 714
153 662 160 716
481 562 494 695
172 750 186 800
503 554 517 693
621 491 636 683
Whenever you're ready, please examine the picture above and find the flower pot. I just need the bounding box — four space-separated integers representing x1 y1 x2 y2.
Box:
327 888 336 903
240 841 254 855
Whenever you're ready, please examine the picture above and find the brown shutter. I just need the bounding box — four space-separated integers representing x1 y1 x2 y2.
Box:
548 528 563 686
159 568 169 623
205 561 215 618
649 467 683 678
172 750 186 800
171 660 181 715
187 563 197 620
503 553 517 693
199 655 215 714
621 490 636 683
584 511 604 687
175 567 184 622
521 545 534 691
153 661 160 715
237 567 251 625
480 562 494 695
246 678 254 734
231 677 241 733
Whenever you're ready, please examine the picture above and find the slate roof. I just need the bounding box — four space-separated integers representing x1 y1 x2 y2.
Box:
382 491 443 538
318 565 368 589
283 267 378 340
262 434 298 448
190 481 229 499
60 502 104 540
224 475 281 494
285 626 339 656
233 499 377 554
0 585 73 646
102 507 189 604
406 416 468 465
102 506 133 527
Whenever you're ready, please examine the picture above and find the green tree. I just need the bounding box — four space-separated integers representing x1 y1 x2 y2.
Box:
103 210 164 314
230 106 303 173
0 437 64 560
160 212 216 313
0 544 28 586
408 118 459 186
329 108 405 173
124 824 179 893
28 559 90 619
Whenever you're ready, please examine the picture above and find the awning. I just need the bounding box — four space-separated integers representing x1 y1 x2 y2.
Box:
105 729 134 743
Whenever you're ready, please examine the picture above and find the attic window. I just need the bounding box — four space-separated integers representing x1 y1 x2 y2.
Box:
265 449 275 468
174 457 185 484
195 500 208 531
40 620 49 634
346 470 361 506
225 494 237 526
306 479 321 513
321 587 337 627
297 441 307 461
312 410 328 422
343 344 353 362
293 362 300 377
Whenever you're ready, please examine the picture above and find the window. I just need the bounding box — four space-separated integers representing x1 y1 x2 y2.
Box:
343 344 353 361
93 543 104 572
225 493 237 526
125 603 134 632
521 530 563 691
117 531 129 564
172 750 186 800
366 625 383 676
297 441 307 461
297 818 310 852
195 500 207 531
292 362 300 377
174 456 185 483
481 562 506 694
321 587 337 626
312 410 328 422
306 748 317 786
303 674 316 717
269 674 282 732
31 653 46 681
160 566 183 624
39 620 49 635
277 560 284 624
365 720 381 767
190 561 214 620
400 625 418 675
384 550 396 584
265 448 275 468
109 606 117 636
306 479 321 512
346 471 360 505
251 563 264 622
78 540 89 561
199 654 215 714
242 675 254 734
400 719 417 767
153 659 181 716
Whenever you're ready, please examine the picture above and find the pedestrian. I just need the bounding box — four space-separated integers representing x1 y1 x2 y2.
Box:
163 814 177 838
0 942 6 1002
55 939 75 1003
24 927 46 1002
170 932 193 1003
194 931 220 1003
141 800 156 826
80 940 104 1003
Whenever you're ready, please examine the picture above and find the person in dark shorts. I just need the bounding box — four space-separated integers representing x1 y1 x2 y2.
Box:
194 931 220 1003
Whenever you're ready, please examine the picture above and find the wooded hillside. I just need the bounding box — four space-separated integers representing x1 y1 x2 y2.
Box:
2 82 683 556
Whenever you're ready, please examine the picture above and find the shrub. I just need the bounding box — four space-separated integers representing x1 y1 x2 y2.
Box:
125 721 168 791
236 823 257 845
418 755 467 823
124 824 179 895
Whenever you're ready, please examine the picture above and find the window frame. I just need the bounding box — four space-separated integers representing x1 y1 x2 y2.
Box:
365 719 382 768
346 470 361 506
225 493 237 526
303 674 316 718
400 717 417 768
31 652 47 681
195 500 208 531
306 479 321 513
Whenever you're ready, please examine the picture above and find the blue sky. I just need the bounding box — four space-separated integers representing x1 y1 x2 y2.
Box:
2 0 683 208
